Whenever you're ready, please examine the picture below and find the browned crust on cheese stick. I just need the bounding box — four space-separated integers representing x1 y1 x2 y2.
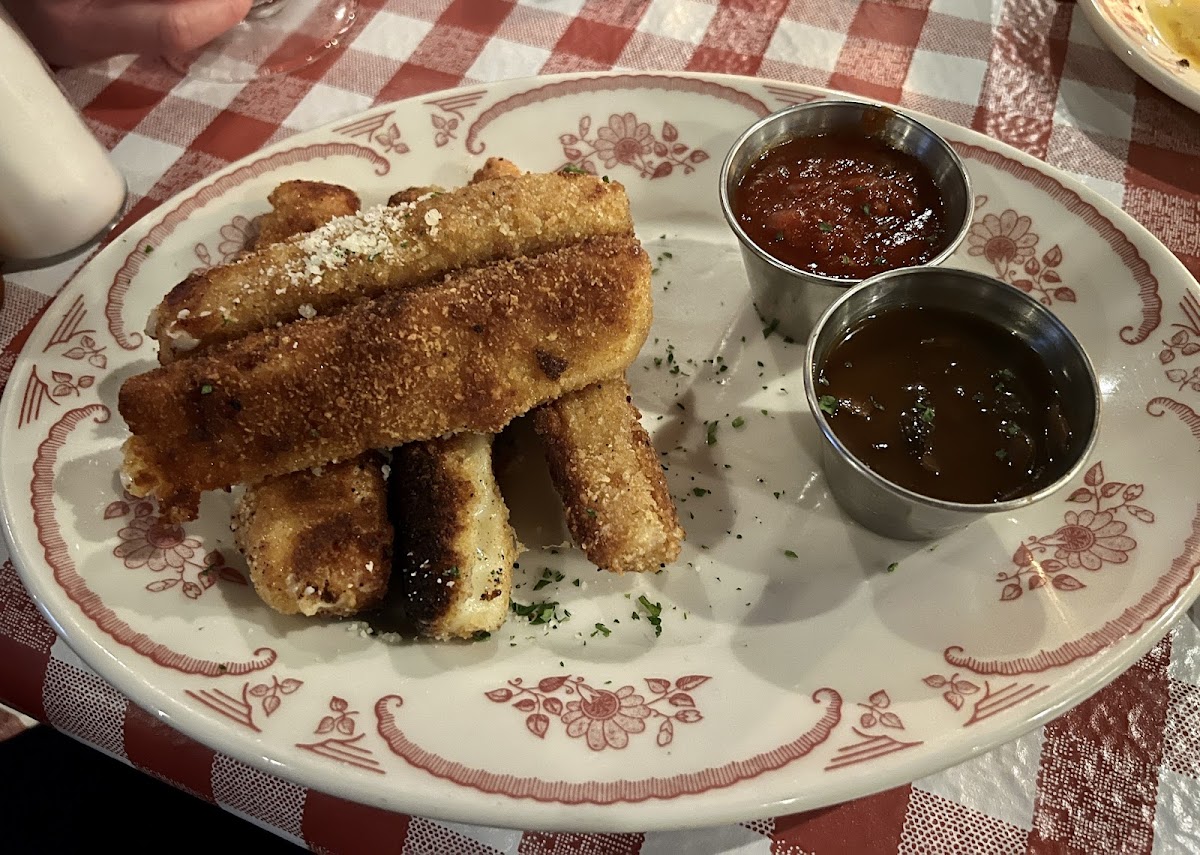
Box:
234 181 385 617
388 434 518 639
386 186 441 206
383 155 517 207
532 376 684 573
232 453 391 616
120 236 653 521
151 172 633 362
471 156 522 183
254 180 361 247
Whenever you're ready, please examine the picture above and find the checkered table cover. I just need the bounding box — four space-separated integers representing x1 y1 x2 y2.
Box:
2 1 1199 852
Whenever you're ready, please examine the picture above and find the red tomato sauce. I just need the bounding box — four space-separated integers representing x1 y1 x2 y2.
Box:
732 130 949 279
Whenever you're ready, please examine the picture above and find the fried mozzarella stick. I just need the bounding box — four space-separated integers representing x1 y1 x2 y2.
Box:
254 180 360 246
150 172 634 362
388 434 519 639
233 453 392 616
532 376 684 573
120 236 653 520
470 155 521 183
234 181 390 617
238 173 515 619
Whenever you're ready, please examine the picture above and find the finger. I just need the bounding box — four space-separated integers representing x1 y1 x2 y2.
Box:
23 0 254 66
155 0 256 55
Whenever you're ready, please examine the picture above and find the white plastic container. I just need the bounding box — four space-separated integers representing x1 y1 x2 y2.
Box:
0 8 126 264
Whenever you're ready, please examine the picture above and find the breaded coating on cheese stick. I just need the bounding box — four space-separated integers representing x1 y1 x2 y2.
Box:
120 236 653 521
151 172 634 362
255 180 360 247
233 453 391 616
387 434 519 639
387 186 441 206
235 181 388 618
471 156 521 183
532 376 684 573
240 170 522 620
382 154 517 208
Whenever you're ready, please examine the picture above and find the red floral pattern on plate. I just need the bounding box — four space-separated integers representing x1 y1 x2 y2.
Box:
922 675 1049 726
185 674 303 732
18 296 106 429
856 689 904 730
922 673 981 711
296 696 384 774
60 335 106 370
334 112 410 156
1161 292 1200 393
46 370 93 398
967 198 1074 306
559 113 709 179
424 91 484 149
996 462 1152 600
826 690 922 771
194 214 258 271
485 674 709 751
105 490 246 598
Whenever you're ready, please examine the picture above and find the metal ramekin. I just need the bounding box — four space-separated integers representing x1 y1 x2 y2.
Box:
803 266 1101 541
720 99 974 342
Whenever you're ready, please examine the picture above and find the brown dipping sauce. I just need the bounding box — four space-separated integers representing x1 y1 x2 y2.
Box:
733 130 948 279
817 305 1073 504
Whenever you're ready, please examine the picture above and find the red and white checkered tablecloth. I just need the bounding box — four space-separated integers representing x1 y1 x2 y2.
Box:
2 1 1200 852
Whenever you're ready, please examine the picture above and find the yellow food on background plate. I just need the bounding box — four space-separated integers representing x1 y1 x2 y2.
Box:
1149 0 1200 66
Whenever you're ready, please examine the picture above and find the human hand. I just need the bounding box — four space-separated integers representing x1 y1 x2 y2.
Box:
3 0 254 66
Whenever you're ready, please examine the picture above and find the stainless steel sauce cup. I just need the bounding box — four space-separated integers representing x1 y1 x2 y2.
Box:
803 267 1101 541
720 99 974 342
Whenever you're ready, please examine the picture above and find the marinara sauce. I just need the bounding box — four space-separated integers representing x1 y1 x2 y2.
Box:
816 305 1074 504
733 130 948 279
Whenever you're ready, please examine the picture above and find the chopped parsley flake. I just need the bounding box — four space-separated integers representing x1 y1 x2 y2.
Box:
199 384 213 395
995 449 1008 460
731 416 745 429
559 164 587 175
692 487 709 497
1004 422 1021 436
762 318 780 339
144 245 154 254
636 595 663 637
784 549 798 559
817 221 834 233
591 623 611 637
532 568 564 591
920 406 935 424
887 562 898 573
510 600 569 626
472 630 491 641
818 395 838 415
705 421 719 446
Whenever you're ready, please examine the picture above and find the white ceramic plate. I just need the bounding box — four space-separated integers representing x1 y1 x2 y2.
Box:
3 72 1200 832
1079 0 1200 113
